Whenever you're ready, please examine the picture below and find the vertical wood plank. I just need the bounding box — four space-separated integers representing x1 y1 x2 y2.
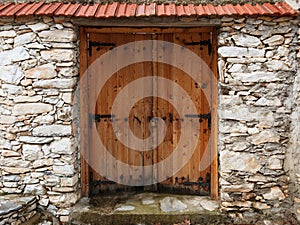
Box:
210 28 219 200
79 27 90 197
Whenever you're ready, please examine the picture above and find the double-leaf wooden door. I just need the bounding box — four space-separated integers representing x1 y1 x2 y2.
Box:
81 28 216 196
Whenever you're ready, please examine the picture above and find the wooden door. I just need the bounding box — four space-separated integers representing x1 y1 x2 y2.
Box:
80 28 217 197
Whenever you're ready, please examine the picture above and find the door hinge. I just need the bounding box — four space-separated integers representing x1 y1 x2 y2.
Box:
184 39 212 55
184 113 211 129
89 113 116 127
181 173 210 191
88 41 116 56
90 172 115 186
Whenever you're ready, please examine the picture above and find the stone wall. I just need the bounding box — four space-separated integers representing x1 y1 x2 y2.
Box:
0 13 299 224
0 16 80 222
218 15 299 220
286 22 300 221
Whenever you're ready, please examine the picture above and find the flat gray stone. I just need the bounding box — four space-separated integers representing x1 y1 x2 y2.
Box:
199 198 219 211
115 205 135 211
160 197 187 212
0 195 36 216
142 198 155 205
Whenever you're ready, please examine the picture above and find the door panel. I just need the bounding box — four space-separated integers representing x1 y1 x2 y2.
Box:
86 29 214 195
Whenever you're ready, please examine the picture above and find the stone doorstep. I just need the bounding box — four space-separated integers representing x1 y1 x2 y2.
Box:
70 193 222 225
0 195 38 223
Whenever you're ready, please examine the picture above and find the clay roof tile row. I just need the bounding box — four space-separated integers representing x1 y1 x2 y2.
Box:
0 1 297 18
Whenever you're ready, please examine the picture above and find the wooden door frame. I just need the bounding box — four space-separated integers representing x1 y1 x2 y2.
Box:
79 27 218 199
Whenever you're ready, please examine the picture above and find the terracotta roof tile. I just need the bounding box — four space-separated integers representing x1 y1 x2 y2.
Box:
125 4 137 17
145 3 156 16
35 3 62 16
214 5 227 16
225 4 237 15
253 3 269 15
243 3 257 15
136 4 145 17
0 3 12 12
166 4 176 16
95 3 108 18
15 2 43 16
0 2 297 18
195 5 207 16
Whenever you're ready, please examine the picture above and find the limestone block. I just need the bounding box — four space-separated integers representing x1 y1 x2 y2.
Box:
3 181 18 188
14 96 42 103
230 72 280 83
57 107 72 121
219 95 243 106
33 79 76 89
218 46 265 58
0 46 30 66
39 198 50 207
32 125 72 136
58 67 78 77
12 103 52 115
61 174 78 187
231 34 262 47
14 32 36 47
38 30 76 42
263 35 284 46
0 30 16 37
268 156 283 170
0 65 24 84
219 122 248 134
228 64 246 73
33 159 54 168
19 136 53 144
24 184 46 195
50 138 75 155
253 202 270 209
265 60 290 71
3 175 20 182
277 46 289 56
230 141 251 151
263 187 285 200
222 183 254 192
53 187 76 193
62 93 73 104
0 115 17 124
28 23 50 32
248 130 280 145
33 115 54 124
45 175 60 184
255 97 282 107
49 192 78 207
53 165 75 176
41 49 75 62
222 201 252 208
219 106 252 121
0 139 12 150
25 64 56 79
22 144 43 161
220 150 261 173
1 150 20 157
0 158 30 168
2 167 31 174
26 42 46 49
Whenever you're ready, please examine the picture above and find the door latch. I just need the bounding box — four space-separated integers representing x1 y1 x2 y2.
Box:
89 113 115 127
184 113 211 129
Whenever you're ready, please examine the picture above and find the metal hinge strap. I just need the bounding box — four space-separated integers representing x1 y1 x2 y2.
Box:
88 41 116 56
